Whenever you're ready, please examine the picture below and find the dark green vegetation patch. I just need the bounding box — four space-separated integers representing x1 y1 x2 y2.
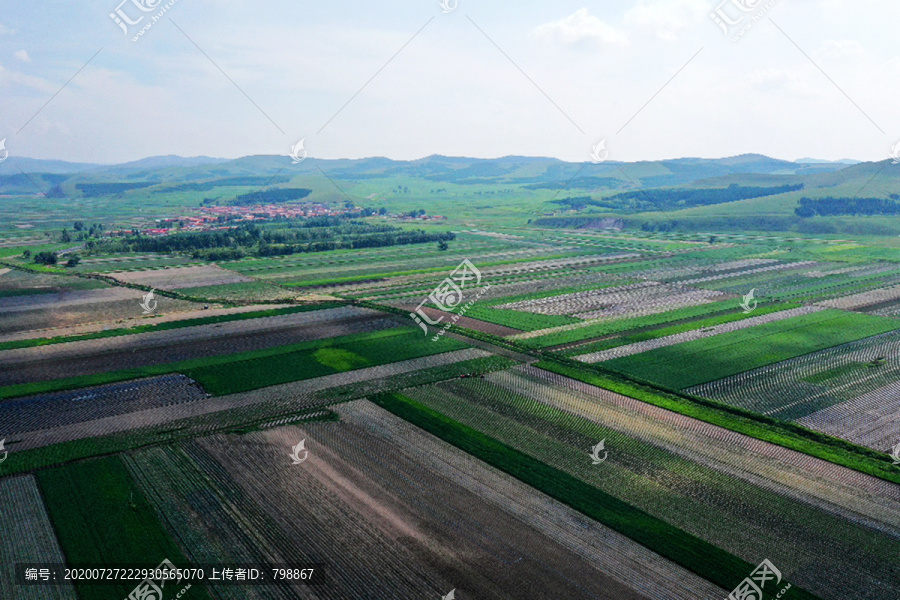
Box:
37 456 206 600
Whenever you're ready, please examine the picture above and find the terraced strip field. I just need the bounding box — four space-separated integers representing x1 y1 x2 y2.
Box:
107 264 254 289
333 253 635 300
558 301 800 356
0 306 396 387
375 267 626 306
817 283 900 310
0 286 204 336
183 327 468 395
125 401 726 599
499 281 726 319
391 371 900 600
0 475 76 600
676 260 816 286
707 263 900 305
510 286 731 344
601 309 900 389
636 258 779 282
689 329 900 449
516 299 753 349
245 241 587 288
0 303 339 350
0 374 207 439
576 305 824 363
6 348 491 452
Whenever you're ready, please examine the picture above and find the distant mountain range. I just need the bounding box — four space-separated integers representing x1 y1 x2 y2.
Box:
2 153 895 213
0 153 861 178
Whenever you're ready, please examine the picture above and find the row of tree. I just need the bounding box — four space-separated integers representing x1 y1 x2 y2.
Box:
90 216 454 261
795 196 900 217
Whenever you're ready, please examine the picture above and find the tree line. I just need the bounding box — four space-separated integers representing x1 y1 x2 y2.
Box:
795 196 900 217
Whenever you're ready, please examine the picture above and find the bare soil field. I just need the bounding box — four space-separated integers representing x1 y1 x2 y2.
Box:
0 303 288 344
0 287 203 336
123 400 723 599
0 306 397 386
107 264 254 289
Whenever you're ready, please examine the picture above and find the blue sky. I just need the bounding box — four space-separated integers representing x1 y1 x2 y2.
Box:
1 0 898 163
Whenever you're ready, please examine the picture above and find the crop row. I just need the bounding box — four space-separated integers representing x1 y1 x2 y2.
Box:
395 373 900 600
0 475 76 600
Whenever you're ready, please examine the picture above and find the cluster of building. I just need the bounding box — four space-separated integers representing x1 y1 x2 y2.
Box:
106 203 445 238
131 203 350 236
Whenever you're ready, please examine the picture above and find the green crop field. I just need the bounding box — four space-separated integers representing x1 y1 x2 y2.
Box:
185 326 468 395
36 456 206 600
602 309 900 389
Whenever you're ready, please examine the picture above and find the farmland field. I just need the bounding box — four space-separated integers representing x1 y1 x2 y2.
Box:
600 310 900 389
6 137 900 600
36 455 205 600
689 329 900 450
388 367 900 600
0 305 397 387
123 401 727 599
0 475 76 600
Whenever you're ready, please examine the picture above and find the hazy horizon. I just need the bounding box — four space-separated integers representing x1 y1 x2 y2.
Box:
1 151 869 167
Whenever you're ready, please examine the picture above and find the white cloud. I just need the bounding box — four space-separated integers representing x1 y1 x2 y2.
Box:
14 50 30 63
816 39 865 59
0 23 14 35
533 8 628 47
742 69 812 95
624 0 708 42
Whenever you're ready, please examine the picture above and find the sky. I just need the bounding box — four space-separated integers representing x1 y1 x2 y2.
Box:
1 0 898 164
